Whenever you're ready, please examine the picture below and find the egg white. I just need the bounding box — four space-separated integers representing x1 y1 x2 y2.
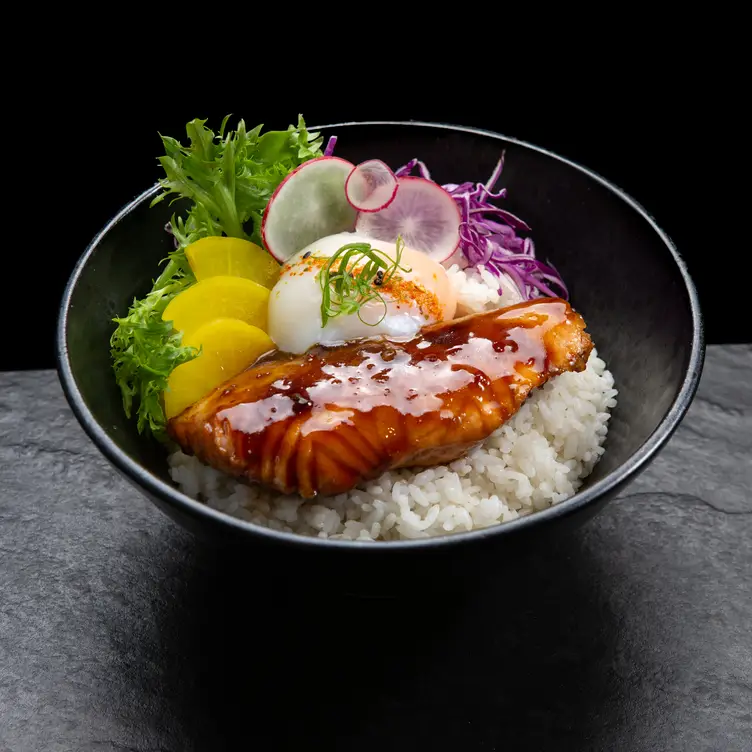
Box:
268 232 457 354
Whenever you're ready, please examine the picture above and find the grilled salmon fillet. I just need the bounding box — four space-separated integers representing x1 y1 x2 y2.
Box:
168 298 593 497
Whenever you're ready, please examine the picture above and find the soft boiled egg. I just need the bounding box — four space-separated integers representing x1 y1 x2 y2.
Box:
268 232 457 354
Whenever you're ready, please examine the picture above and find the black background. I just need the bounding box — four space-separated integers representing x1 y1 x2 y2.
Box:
8 54 747 372
5 45 751 752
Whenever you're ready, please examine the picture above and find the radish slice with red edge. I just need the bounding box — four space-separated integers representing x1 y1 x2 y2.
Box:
354 176 461 262
261 156 357 263
345 159 399 213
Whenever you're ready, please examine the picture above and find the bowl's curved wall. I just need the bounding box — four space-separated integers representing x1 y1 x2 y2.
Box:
58 122 703 549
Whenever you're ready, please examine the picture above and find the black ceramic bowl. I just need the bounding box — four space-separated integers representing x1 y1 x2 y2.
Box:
57 121 704 562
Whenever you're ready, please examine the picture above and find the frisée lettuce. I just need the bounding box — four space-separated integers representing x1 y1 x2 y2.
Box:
111 115 323 439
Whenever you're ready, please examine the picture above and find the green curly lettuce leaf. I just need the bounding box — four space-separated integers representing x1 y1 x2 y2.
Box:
111 115 323 439
110 245 198 440
151 114 323 246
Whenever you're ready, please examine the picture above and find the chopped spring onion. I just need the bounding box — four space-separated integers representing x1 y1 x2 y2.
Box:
318 237 410 327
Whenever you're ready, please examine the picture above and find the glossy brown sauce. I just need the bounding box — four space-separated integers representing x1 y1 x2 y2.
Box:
209 299 574 491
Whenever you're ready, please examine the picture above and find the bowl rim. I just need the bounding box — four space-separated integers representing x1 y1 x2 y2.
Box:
56 120 705 551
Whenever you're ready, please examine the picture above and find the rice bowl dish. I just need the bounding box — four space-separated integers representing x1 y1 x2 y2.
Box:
168 265 617 541
107 115 618 543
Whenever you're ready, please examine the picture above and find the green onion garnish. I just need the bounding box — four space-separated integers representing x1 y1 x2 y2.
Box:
318 237 411 327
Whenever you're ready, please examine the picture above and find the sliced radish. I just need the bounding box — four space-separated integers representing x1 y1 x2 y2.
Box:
261 156 357 263
345 159 399 213
354 176 461 262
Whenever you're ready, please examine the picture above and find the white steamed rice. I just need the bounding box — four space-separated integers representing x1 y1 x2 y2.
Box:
168 264 617 541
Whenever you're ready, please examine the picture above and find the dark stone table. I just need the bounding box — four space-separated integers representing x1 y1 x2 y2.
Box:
1 346 750 751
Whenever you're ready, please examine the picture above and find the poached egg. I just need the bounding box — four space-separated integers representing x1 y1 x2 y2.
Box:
268 232 457 354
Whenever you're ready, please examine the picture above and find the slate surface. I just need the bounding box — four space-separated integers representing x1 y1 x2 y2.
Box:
1 346 750 752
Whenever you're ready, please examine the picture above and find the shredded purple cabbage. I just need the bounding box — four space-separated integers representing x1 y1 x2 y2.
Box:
394 158 431 180
164 220 180 249
323 136 337 157
395 154 569 301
